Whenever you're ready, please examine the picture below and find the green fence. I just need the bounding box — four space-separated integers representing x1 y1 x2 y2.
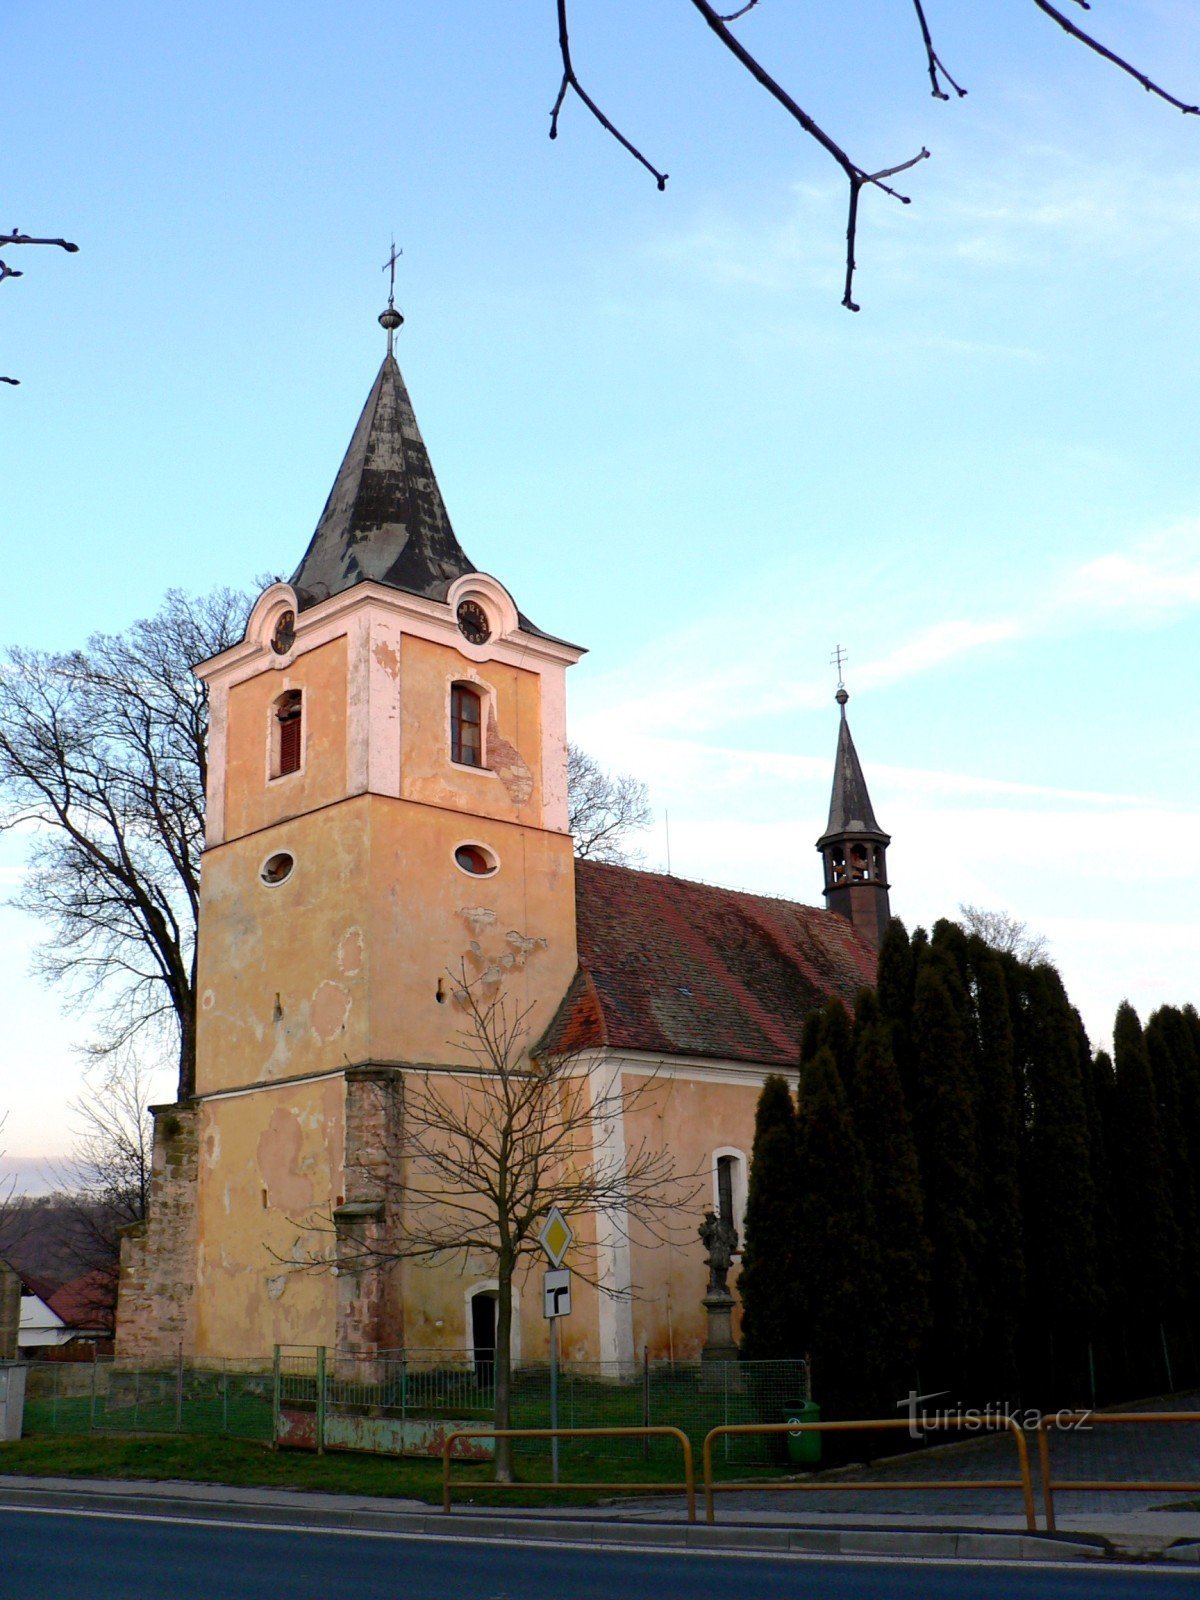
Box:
22 1350 809 1469
22 1358 273 1441
277 1348 809 1468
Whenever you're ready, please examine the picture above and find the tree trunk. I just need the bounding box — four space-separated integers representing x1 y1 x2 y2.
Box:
493 1251 515 1482
177 995 197 1102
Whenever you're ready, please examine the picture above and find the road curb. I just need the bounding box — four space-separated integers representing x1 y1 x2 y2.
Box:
0 1480 1114 1561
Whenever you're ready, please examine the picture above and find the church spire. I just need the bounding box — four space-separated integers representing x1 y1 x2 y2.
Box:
290 297 476 612
816 682 891 950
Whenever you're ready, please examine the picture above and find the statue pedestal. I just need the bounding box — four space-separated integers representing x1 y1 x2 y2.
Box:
699 1289 742 1392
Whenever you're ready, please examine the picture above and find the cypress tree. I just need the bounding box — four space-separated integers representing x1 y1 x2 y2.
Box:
1112 1002 1179 1329
910 950 981 1394
965 938 1024 1397
1020 967 1100 1398
877 918 915 1104
794 1046 883 1417
850 1006 931 1395
1146 1008 1200 1310
799 998 853 1078
739 1075 802 1360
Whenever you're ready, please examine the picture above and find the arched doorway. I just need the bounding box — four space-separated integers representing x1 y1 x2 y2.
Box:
470 1290 497 1389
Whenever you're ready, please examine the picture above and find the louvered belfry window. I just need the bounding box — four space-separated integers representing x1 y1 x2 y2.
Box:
451 684 483 767
275 690 303 777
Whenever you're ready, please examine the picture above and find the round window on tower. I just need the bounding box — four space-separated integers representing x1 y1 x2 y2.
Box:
260 851 295 886
454 843 498 877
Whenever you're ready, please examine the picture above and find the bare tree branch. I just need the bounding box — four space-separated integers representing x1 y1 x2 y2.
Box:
1 228 79 386
543 3 1197 310
550 0 668 189
686 0 928 311
910 0 967 102
0 587 251 1099
0 232 79 253
958 903 1049 965
567 744 651 863
1031 0 1198 115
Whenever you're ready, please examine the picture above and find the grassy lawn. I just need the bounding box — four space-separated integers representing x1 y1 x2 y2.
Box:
0 1433 708 1508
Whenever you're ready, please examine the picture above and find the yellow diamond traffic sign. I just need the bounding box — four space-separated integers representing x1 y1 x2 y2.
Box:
538 1206 573 1267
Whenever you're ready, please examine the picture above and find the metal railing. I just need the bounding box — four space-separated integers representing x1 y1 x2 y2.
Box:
1035 1409 1200 1532
700 1417 1038 1530
441 1427 697 1521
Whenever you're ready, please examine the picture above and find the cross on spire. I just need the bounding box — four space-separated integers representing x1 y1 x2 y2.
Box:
830 643 848 691
378 239 404 355
382 239 402 308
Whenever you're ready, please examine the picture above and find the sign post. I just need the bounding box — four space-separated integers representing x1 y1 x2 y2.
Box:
538 1208 574 1484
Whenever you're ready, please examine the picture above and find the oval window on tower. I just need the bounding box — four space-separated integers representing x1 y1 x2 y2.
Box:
454 843 498 877
260 851 295 886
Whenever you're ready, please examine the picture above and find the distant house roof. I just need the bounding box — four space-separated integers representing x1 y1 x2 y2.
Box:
17 1281 69 1349
540 859 878 1066
47 1269 116 1335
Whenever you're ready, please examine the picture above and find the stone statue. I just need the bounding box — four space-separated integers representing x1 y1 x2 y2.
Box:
699 1209 739 1298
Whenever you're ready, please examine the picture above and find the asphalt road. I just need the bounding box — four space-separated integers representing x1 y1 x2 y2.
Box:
1 1508 1197 1600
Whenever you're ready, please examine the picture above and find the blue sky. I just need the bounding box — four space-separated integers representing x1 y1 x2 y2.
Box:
4 1 1200 1173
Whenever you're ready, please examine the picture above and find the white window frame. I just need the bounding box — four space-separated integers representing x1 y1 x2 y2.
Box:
711 1147 748 1245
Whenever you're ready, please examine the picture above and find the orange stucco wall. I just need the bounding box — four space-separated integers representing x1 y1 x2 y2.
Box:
399 634 544 826
622 1070 763 1361
195 798 372 1096
194 1076 344 1357
222 636 349 841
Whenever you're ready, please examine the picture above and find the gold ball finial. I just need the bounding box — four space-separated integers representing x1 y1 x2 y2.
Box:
379 306 403 333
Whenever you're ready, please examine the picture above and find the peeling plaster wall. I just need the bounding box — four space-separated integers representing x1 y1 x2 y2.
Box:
195 798 371 1096
193 1077 343 1358
367 798 577 1067
399 635 543 824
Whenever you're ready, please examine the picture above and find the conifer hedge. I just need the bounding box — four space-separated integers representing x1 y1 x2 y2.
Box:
738 918 1200 1412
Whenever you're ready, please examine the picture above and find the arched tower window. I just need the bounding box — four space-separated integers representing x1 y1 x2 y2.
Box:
450 683 483 768
272 689 303 778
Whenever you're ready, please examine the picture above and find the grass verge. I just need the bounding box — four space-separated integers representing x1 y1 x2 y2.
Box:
0 1434 709 1509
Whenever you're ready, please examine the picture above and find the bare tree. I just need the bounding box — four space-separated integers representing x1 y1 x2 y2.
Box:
317 975 694 1481
1 229 79 386
550 3 1198 310
39 1055 155 1332
959 903 1049 965
0 586 251 1101
567 743 652 864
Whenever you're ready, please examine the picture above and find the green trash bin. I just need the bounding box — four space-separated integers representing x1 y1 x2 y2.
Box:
783 1399 821 1465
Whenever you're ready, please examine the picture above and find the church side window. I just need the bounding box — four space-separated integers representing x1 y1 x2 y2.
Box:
451 683 483 768
713 1148 747 1242
273 689 303 778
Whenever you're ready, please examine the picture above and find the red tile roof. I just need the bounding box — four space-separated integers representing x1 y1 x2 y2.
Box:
47 1268 117 1333
541 860 878 1065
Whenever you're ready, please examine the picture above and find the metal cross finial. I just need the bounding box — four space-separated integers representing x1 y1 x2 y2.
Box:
379 239 405 355
830 644 848 689
382 239 402 309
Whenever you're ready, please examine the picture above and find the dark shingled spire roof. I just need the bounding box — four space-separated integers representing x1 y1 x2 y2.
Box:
817 691 888 846
290 352 475 611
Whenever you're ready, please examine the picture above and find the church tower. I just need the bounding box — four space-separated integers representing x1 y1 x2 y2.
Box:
816 686 891 950
136 306 584 1360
